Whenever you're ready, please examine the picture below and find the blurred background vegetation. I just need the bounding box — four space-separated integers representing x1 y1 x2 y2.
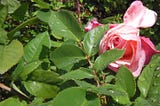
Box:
1 0 160 101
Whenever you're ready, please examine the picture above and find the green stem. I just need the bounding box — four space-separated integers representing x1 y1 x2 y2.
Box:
7 17 39 40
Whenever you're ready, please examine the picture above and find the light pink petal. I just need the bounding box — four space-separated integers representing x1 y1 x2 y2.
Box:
109 24 118 29
132 50 146 77
85 18 102 32
139 8 157 28
140 36 160 64
123 1 157 28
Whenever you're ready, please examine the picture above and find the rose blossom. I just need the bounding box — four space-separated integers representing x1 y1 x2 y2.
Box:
85 1 160 77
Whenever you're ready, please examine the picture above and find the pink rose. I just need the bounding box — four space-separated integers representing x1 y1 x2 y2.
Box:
85 1 160 77
85 18 102 32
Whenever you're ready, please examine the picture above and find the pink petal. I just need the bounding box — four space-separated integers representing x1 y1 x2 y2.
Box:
131 50 146 77
140 36 160 64
123 1 157 28
85 18 102 32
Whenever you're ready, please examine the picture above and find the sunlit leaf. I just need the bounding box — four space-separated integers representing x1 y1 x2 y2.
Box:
52 87 101 106
0 98 27 106
116 66 136 98
48 10 83 41
83 25 109 56
0 40 23 74
23 81 59 98
94 49 124 72
138 55 160 97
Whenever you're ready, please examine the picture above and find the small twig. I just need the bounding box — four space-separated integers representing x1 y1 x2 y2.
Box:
0 82 11 92
76 0 81 23
93 70 100 87
86 55 93 68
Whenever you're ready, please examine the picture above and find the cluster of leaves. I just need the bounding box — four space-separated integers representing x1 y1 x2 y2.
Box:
0 0 160 106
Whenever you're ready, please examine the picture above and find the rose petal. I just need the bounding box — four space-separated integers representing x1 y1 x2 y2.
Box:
131 50 146 77
140 36 160 64
123 1 157 28
85 18 102 32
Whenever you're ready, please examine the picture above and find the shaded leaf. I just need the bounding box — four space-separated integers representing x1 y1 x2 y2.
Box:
29 68 62 84
50 44 86 71
31 0 50 9
94 49 124 72
116 66 136 98
24 31 51 63
23 81 59 98
19 61 42 80
36 10 52 23
60 68 94 80
83 25 109 56
75 80 97 90
0 40 23 74
12 3 28 20
134 97 152 106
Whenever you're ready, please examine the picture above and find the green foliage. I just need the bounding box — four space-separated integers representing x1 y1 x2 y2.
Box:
83 25 109 56
51 87 101 106
23 81 59 98
0 40 23 74
50 44 86 71
48 10 84 41
116 66 136 98
0 0 160 106
94 49 124 72
0 98 27 106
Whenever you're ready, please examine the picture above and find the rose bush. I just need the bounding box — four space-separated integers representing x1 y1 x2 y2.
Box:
85 1 160 77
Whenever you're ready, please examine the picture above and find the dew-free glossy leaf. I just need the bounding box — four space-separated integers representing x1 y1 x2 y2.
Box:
94 49 124 72
48 10 83 41
116 66 136 98
0 40 23 74
23 81 59 98
50 44 85 71
83 25 109 56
